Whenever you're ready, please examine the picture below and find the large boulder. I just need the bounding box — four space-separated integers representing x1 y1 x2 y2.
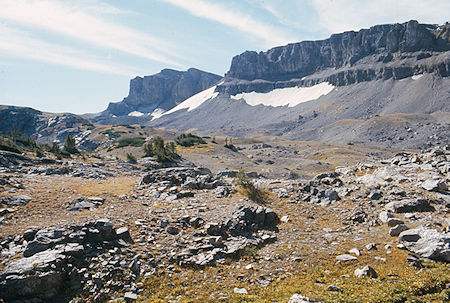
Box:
385 198 435 213
399 227 450 262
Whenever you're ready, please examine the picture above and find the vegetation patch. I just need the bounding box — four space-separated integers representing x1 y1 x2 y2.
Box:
101 129 126 139
116 137 146 148
233 170 268 203
175 133 206 147
143 136 179 164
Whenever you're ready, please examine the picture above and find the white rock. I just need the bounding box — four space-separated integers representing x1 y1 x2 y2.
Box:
233 287 248 294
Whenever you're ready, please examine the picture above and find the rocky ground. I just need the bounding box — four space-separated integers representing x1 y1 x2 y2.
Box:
0 141 449 303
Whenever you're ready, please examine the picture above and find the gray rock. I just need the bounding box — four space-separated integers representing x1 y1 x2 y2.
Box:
233 287 248 294
368 191 382 200
336 254 358 262
385 199 435 213
421 179 448 192
225 21 445 83
379 211 394 223
215 186 230 198
23 229 38 241
0 248 67 301
1 195 31 206
327 285 342 292
389 224 409 236
354 265 377 278
386 218 405 227
288 293 313 303
166 226 179 235
116 227 133 243
399 227 450 262
124 292 139 300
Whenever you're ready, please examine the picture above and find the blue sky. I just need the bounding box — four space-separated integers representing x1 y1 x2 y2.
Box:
0 0 448 114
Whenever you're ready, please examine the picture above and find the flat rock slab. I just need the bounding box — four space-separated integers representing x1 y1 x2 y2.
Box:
385 199 434 213
336 254 358 262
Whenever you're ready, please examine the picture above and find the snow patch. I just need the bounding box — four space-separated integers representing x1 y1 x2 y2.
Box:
128 111 144 117
159 82 222 118
231 82 334 107
150 108 165 120
412 74 423 80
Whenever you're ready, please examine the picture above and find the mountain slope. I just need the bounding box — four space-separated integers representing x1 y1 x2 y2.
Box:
148 20 449 148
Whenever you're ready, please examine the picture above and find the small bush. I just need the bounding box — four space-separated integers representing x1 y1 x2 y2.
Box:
126 153 137 163
175 133 206 147
142 136 179 164
224 137 237 151
35 149 44 158
233 169 267 203
116 137 146 148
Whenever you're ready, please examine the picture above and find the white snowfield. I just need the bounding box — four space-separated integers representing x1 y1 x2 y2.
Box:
411 74 423 80
231 82 335 107
128 111 144 117
157 82 222 119
150 108 165 119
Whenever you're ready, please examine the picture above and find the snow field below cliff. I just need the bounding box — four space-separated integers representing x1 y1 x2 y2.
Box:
231 82 335 107
157 82 222 119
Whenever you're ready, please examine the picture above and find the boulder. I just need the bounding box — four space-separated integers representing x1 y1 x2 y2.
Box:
421 179 448 192
378 211 394 223
385 199 435 213
1 195 31 206
389 224 409 236
288 294 314 303
398 227 450 262
354 265 377 278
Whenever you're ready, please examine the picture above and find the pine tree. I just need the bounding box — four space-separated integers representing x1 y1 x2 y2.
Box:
63 135 79 154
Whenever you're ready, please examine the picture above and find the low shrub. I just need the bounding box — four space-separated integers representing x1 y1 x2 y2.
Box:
126 153 137 163
233 169 267 203
143 136 179 164
175 133 206 147
116 137 146 148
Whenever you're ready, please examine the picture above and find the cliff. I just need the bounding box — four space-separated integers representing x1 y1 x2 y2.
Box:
104 68 221 117
218 20 449 94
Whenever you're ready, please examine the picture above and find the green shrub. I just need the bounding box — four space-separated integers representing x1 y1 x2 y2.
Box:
63 135 79 154
126 153 137 163
50 142 61 155
175 133 206 147
0 137 22 153
35 149 44 158
233 169 267 203
143 136 179 164
116 137 146 148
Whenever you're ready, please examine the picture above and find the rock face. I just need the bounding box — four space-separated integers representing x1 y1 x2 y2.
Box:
101 68 221 118
224 20 449 84
0 220 135 302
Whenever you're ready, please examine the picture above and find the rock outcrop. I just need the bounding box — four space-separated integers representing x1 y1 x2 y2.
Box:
100 68 221 118
223 20 449 86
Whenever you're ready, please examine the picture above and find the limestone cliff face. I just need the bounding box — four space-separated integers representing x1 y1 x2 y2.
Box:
223 21 449 88
105 68 221 116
